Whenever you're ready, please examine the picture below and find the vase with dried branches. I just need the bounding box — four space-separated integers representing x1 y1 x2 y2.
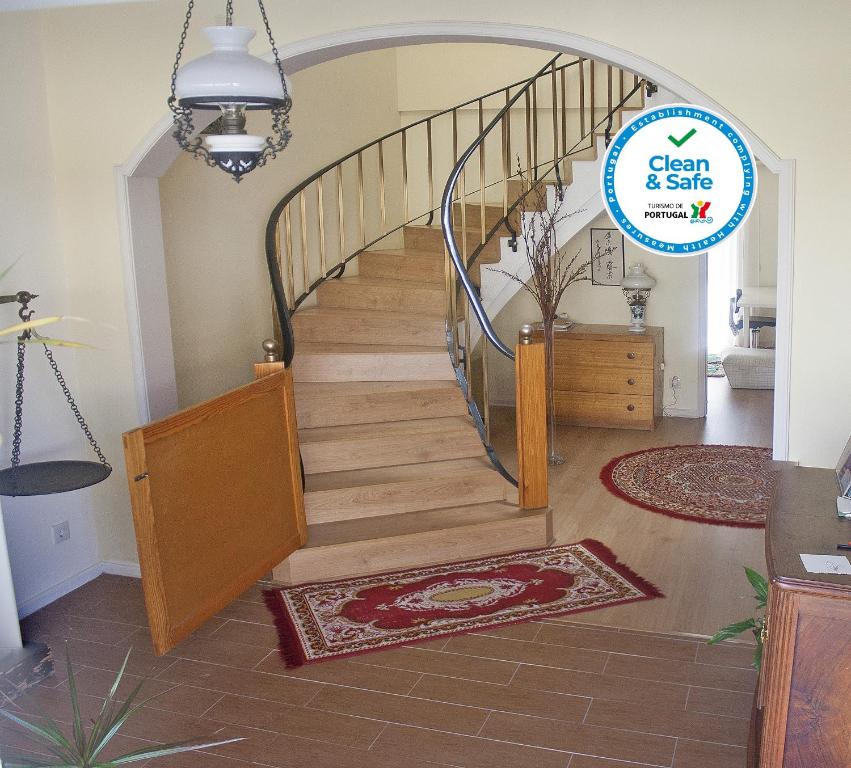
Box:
492 169 590 465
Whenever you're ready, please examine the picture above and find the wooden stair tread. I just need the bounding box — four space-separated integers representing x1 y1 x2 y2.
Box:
295 380 457 399
304 501 533 548
292 306 445 347
298 415 476 445
302 457 513 524
362 247 443 260
295 342 447 355
319 274 444 290
304 456 498 492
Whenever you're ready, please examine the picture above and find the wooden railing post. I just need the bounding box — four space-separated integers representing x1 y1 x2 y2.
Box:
515 324 548 509
255 338 286 379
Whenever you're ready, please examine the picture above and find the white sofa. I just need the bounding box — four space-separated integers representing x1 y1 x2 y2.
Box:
721 347 775 389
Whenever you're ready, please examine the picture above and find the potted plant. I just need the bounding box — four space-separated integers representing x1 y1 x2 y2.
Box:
0 648 243 767
708 566 768 669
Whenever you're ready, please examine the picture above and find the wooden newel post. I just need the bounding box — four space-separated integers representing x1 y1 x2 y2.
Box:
515 324 548 509
255 338 286 379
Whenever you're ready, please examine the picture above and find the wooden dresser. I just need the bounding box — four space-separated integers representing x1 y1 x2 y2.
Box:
535 324 663 430
751 466 851 768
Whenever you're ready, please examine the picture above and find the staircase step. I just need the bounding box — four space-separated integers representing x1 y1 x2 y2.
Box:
292 306 445 347
317 275 444 316
303 457 510 524
452 202 520 232
273 502 551 584
292 342 454 382
404 225 503 263
299 416 484 474
358 249 444 284
294 380 468 429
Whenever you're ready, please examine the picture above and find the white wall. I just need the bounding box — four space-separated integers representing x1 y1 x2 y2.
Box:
159 49 401 408
490 211 701 411
0 0 847 586
0 13 101 614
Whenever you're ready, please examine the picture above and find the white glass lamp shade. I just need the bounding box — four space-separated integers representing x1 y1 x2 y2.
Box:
621 263 657 291
174 26 289 108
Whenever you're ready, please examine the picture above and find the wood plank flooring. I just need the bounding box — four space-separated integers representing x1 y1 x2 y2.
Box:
1 377 770 767
493 376 773 637
6 573 756 768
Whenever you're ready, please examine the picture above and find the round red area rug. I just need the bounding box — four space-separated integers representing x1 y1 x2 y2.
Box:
600 444 773 528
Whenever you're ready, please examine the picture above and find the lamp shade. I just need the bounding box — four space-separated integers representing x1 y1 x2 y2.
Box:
621 263 657 291
175 26 288 108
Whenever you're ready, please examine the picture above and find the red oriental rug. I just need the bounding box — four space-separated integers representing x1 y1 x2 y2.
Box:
263 540 661 667
601 444 773 528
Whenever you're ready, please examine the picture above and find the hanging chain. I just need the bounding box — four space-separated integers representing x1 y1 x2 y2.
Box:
225 0 234 25
256 0 293 166
11 342 25 468
42 345 111 470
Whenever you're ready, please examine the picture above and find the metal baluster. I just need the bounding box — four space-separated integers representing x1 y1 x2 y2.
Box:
478 98 486 245
482 328 490 443
579 58 586 136
590 60 596 131
283 204 294 306
619 69 625 128
502 88 510 219
274 215 284 305
525 89 532 182
532 76 539 178
336 164 345 267
401 128 408 223
378 139 386 232
607 64 613 122
426 118 434 224
560 66 567 168
299 189 309 293
551 62 558 174
357 150 365 247
317 174 326 277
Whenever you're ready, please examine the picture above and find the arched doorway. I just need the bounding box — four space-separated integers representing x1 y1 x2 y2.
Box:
116 21 794 459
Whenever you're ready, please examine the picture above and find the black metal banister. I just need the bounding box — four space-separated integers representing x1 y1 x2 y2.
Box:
441 73 646 364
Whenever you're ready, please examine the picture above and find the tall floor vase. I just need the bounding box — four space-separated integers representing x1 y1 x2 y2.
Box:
542 317 564 465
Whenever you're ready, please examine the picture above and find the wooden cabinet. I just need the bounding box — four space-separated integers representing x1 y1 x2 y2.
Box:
752 466 851 768
536 324 663 430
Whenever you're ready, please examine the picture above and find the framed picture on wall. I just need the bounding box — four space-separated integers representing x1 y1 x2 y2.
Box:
590 228 625 286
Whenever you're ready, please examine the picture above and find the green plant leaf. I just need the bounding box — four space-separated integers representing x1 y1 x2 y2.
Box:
86 648 132 760
707 618 757 645
0 709 76 763
0 316 64 337
744 567 769 603
64 647 88 759
108 736 246 764
0 256 23 282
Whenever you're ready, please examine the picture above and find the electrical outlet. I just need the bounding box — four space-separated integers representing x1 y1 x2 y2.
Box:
53 521 70 544
671 375 682 390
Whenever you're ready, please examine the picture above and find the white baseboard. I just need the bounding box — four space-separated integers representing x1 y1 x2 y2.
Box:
101 560 141 578
17 560 140 619
664 406 704 419
17 563 103 619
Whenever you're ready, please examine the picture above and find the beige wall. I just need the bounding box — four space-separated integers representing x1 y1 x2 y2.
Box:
0 13 100 609
0 0 845 577
159 49 400 408
490 213 702 411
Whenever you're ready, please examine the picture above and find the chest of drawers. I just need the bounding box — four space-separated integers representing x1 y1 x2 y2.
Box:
536 323 664 430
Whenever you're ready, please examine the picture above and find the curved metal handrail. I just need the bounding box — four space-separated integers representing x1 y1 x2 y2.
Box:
263 54 582 366
441 70 647 364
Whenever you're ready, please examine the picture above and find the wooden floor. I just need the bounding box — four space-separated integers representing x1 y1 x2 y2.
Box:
493 375 774 637
7 575 756 768
1 377 771 768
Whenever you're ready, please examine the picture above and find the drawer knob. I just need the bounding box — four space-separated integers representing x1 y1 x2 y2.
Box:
627 404 636 412
627 352 636 360
627 378 636 386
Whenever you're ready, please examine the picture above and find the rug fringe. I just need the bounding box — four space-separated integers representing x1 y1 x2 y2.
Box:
575 538 665 599
263 589 307 668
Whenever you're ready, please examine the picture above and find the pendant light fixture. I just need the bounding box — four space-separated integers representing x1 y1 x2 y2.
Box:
168 0 293 182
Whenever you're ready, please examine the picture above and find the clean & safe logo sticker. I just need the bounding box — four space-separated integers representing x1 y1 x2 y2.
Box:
601 104 757 255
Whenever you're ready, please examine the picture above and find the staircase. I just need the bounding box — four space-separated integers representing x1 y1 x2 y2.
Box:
264 55 650 585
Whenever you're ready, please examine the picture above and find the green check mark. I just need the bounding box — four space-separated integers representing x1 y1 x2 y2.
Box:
668 128 697 147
